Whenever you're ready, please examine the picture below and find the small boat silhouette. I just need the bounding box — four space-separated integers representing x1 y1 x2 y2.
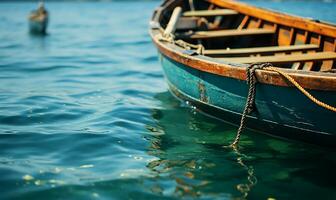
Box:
28 2 48 34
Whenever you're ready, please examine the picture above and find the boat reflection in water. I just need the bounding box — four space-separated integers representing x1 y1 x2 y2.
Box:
28 2 48 35
144 91 336 199
145 91 258 199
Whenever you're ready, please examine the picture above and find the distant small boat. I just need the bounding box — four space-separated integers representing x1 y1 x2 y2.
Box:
28 2 48 34
150 0 336 146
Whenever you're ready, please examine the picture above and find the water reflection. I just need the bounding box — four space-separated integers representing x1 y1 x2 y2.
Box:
145 91 260 199
28 33 49 50
146 91 336 200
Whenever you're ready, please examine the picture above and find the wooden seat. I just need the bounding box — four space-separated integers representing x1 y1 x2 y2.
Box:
219 52 336 64
176 17 198 30
177 28 275 39
204 44 319 55
183 9 238 17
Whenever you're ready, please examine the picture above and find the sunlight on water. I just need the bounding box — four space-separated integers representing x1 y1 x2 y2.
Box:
0 1 335 200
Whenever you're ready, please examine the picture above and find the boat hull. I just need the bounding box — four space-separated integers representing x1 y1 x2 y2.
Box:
29 18 48 34
158 53 336 147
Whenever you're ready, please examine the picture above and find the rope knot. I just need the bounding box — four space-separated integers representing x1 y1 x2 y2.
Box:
231 63 273 147
246 63 272 84
231 62 336 148
245 63 271 113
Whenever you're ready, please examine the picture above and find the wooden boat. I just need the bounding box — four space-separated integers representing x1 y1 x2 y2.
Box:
28 2 48 34
149 0 336 146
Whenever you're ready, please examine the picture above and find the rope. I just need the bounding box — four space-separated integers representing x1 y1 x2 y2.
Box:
175 39 204 54
231 63 336 148
263 66 336 112
156 34 205 55
231 63 271 147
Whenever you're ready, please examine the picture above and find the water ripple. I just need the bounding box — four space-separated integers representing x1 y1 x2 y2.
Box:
0 1 335 200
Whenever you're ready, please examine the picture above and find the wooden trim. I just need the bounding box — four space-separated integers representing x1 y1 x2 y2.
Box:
303 31 310 44
288 28 301 69
204 44 319 55
320 39 336 71
289 28 296 45
183 9 238 17
291 63 301 70
177 28 275 39
301 31 315 71
219 52 336 64
208 0 336 38
150 30 336 91
164 7 182 37
208 4 215 10
238 15 249 30
176 17 198 30
256 19 263 28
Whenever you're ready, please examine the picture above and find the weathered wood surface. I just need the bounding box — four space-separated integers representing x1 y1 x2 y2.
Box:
164 7 182 37
204 44 319 55
176 17 198 30
208 0 336 38
150 0 336 91
151 31 336 90
219 52 336 64
178 28 275 39
183 9 238 17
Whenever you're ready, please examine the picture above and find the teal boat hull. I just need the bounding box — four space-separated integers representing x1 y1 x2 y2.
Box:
159 53 336 147
29 18 48 34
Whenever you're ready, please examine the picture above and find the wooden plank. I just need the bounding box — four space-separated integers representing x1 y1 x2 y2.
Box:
320 38 336 71
238 15 249 30
288 28 301 69
176 17 198 30
256 19 263 28
188 0 195 11
302 62 314 71
289 28 296 45
164 7 182 37
208 16 223 29
303 35 323 71
177 28 275 39
219 52 336 64
291 62 301 70
183 9 238 17
208 0 336 38
301 32 315 70
204 44 319 55
303 31 310 43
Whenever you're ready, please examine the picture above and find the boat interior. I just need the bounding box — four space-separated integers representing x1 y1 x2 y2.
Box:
154 0 336 72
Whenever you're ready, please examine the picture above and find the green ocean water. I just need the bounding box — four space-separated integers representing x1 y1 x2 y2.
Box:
0 1 335 199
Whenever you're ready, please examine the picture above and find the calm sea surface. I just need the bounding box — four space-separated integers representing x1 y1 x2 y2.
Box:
0 1 335 199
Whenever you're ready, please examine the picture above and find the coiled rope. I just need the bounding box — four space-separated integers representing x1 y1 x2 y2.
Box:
156 33 205 55
231 63 336 148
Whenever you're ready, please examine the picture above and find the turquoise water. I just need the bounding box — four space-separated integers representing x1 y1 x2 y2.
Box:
0 1 336 200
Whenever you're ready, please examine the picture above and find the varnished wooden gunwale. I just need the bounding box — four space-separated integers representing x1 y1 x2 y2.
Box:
183 9 238 17
208 0 336 38
149 0 336 91
151 31 336 91
177 28 275 39
220 52 336 64
204 44 319 55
